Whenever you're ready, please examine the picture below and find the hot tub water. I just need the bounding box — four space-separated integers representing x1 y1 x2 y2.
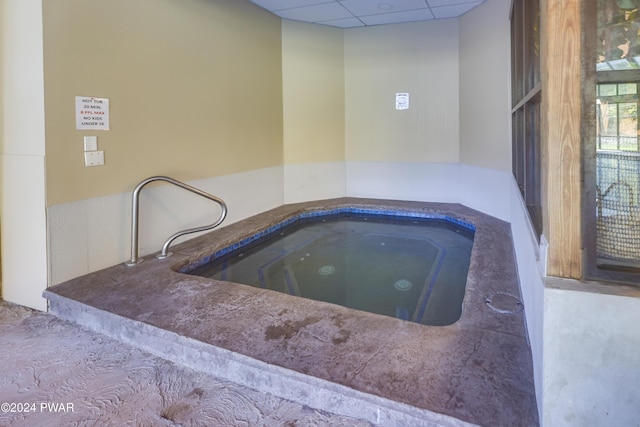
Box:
186 213 474 326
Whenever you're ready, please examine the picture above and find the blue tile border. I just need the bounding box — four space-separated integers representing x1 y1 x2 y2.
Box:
180 207 476 273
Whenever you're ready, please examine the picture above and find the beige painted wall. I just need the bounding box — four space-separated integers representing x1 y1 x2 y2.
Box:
282 20 345 164
344 20 460 164
459 0 512 171
42 0 283 206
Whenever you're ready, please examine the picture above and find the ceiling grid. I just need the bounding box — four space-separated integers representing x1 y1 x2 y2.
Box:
249 0 485 27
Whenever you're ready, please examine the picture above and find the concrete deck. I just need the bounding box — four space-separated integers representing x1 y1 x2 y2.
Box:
44 198 539 426
0 300 371 426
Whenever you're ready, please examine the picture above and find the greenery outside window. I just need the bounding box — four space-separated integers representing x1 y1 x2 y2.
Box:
585 0 640 282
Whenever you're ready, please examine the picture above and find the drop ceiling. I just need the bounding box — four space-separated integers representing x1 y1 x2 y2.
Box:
249 0 486 28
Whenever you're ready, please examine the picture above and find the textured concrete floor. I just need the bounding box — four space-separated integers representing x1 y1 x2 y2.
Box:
45 198 539 426
0 301 372 426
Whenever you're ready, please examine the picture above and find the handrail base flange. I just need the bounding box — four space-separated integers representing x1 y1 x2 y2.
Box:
156 252 173 260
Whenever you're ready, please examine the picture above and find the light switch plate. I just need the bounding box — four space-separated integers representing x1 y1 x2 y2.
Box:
84 136 98 151
84 150 104 167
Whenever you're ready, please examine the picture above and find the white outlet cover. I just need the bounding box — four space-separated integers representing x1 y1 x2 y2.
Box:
84 150 104 167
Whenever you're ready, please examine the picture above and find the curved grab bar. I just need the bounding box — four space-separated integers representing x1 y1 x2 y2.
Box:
125 176 227 266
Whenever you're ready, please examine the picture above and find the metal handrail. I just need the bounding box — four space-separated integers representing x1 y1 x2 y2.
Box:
125 176 227 266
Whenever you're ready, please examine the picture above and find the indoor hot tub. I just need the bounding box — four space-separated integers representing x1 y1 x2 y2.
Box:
44 198 538 426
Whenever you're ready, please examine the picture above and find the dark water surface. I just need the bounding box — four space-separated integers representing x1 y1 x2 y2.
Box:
187 214 474 326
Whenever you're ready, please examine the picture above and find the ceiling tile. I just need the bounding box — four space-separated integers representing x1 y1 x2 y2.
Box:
274 2 353 22
320 17 366 28
360 8 435 26
250 0 333 11
431 2 482 18
339 0 428 17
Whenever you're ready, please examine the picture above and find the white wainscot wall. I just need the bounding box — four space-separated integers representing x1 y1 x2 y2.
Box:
48 166 284 286
284 162 346 204
509 176 546 418
345 161 512 222
346 161 461 204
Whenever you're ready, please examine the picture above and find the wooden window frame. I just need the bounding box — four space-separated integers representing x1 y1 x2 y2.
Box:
511 0 543 238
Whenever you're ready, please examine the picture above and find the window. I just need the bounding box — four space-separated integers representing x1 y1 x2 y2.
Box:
584 0 640 282
511 0 542 237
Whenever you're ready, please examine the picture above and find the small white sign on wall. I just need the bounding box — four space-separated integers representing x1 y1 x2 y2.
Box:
76 96 110 130
395 93 409 110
